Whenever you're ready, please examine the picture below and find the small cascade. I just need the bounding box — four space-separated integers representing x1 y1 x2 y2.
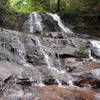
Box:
35 36 66 73
27 12 43 33
88 49 96 62
68 79 74 87
36 77 45 87
34 36 74 87
90 40 100 48
89 40 100 62
47 13 73 33
35 36 53 68
56 79 62 87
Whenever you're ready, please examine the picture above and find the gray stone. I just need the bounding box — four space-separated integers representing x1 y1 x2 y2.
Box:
0 61 25 81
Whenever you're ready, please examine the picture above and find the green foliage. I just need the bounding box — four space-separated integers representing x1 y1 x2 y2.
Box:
79 0 100 13
1 0 100 19
0 0 9 22
9 0 100 14
61 0 80 11
10 0 47 13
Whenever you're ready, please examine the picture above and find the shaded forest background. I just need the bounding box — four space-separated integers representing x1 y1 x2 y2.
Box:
0 0 100 36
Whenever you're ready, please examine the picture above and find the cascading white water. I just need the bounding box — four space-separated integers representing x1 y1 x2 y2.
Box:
67 76 74 87
90 40 100 49
35 77 45 87
28 12 43 33
88 49 95 61
28 13 33 33
89 40 100 62
35 36 53 68
35 36 66 73
47 13 73 33
35 36 74 87
56 79 62 87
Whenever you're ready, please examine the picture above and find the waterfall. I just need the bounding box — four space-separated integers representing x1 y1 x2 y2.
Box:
26 12 74 87
28 12 43 33
47 13 73 33
26 12 73 33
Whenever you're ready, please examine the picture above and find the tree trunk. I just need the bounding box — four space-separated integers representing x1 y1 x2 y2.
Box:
6 0 10 7
57 0 60 13
48 0 52 11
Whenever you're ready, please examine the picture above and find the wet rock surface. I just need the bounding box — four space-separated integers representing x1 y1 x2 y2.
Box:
1 85 100 100
0 61 25 81
0 26 100 99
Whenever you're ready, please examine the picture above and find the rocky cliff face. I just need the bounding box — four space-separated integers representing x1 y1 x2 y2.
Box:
0 28 100 99
0 12 100 100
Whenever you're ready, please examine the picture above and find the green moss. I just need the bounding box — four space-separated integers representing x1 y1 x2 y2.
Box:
78 21 88 27
79 47 84 52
